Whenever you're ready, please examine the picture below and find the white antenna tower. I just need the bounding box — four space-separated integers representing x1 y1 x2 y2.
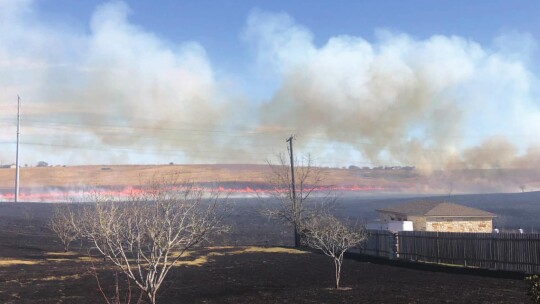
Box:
15 95 20 203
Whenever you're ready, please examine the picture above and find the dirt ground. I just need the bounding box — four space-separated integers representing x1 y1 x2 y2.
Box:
0 203 531 304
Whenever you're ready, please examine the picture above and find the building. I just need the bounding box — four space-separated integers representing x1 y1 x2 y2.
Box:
376 201 496 233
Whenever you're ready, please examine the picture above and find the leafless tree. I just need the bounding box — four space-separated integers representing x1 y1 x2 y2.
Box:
262 153 336 247
49 203 80 252
91 267 143 304
79 173 229 304
302 214 367 289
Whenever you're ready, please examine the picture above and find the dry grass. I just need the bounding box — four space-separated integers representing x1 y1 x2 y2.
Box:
46 258 74 262
0 164 363 189
35 274 83 281
173 255 210 267
172 250 193 258
44 251 78 256
77 256 102 262
0 247 306 271
206 246 235 250
0 259 40 266
45 252 103 263
172 246 307 267
228 247 308 255
0 164 272 188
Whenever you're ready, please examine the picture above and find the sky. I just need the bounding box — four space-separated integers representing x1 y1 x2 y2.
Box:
1 0 540 170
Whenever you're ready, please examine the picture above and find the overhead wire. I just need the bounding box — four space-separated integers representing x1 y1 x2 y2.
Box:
1 115 532 167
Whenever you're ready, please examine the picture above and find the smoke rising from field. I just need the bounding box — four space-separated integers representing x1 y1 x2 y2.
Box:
245 11 540 171
0 1 252 165
0 2 539 172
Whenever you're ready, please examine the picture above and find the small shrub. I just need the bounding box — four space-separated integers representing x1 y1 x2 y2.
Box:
526 275 540 303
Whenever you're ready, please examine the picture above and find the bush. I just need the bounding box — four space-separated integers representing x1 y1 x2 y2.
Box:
526 275 540 303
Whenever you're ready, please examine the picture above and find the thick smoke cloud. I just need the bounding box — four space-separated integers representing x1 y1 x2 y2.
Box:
1 2 539 171
0 1 248 165
245 11 540 171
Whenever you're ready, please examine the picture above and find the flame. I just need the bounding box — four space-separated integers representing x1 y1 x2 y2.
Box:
0 184 386 202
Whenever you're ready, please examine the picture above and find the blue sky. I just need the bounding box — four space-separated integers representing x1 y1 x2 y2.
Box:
1 0 539 168
33 1 540 79
36 1 540 42
35 1 539 58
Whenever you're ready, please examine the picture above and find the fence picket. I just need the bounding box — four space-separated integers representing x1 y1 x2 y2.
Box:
358 230 540 274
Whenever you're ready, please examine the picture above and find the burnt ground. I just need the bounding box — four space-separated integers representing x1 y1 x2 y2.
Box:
0 203 532 304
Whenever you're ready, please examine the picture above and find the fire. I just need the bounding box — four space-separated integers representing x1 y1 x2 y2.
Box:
0 184 386 202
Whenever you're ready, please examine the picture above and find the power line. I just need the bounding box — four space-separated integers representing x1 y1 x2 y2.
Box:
15 96 20 203
0 139 531 167
12 118 295 135
2 117 526 140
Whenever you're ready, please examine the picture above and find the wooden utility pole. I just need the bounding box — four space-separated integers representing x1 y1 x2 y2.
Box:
286 135 299 247
15 96 20 203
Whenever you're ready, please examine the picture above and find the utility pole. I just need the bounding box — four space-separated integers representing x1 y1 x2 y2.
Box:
286 135 299 247
15 96 20 203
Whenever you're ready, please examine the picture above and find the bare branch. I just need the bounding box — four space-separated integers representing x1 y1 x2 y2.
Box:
262 153 335 247
49 203 80 252
78 172 229 304
302 214 367 289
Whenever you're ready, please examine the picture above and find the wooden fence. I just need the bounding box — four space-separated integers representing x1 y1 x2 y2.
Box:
351 230 395 259
396 231 540 273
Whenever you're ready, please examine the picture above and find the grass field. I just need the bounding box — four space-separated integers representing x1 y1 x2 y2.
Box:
1 164 540 199
0 164 408 192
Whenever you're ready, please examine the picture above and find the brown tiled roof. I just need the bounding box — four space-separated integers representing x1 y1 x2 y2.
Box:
376 201 496 217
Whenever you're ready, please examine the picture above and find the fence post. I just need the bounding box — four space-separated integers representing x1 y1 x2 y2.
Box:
375 230 379 257
359 231 539 273
436 231 440 263
490 233 495 269
392 232 399 259
463 235 467 267
413 233 418 261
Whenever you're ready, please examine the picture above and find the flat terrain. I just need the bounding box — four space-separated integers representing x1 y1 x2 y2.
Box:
0 164 406 201
0 203 531 303
2 165 540 201
0 164 373 188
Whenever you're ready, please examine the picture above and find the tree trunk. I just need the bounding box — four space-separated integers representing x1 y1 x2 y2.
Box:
148 290 157 304
334 258 342 289
294 223 300 247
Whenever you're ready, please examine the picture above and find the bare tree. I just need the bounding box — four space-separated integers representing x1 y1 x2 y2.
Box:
79 173 229 304
302 214 367 289
49 203 80 252
263 153 335 247
91 267 143 304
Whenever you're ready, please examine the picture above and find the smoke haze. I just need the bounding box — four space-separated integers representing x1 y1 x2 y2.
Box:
1 1 539 172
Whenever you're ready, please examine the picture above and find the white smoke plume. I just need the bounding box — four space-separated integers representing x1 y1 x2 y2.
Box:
0 1 249 165
245 10 540 171
1 2 539 172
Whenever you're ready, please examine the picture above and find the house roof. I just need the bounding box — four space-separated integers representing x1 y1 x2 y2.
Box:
376 201 496 218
